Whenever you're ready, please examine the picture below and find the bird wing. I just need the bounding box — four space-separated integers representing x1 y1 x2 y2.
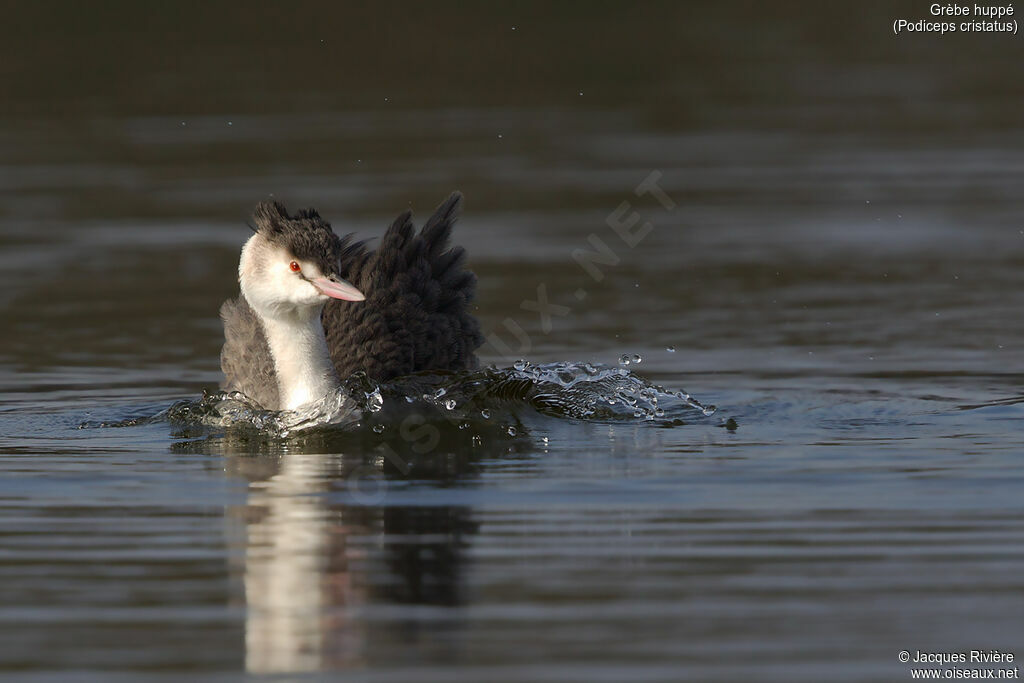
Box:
219 295 281 410
323 192 484 382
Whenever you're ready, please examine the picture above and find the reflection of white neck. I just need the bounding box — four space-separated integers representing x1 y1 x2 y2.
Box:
243 455 328 673
256 302 341 411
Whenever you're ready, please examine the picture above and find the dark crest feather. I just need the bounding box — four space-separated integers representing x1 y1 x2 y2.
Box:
252 200 341 276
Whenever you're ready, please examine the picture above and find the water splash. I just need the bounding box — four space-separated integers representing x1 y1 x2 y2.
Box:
85 362 716 436
410 360 716 422
163 372 381 437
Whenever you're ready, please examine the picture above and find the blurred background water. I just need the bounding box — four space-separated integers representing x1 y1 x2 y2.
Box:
1 1 1023 680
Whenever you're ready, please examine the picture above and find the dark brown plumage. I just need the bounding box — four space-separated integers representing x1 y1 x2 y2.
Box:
219 193 483 410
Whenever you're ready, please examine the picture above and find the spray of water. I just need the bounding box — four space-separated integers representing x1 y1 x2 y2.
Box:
84 360 716 437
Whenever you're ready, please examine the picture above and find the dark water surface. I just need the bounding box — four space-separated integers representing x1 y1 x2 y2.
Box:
2 3 1024 681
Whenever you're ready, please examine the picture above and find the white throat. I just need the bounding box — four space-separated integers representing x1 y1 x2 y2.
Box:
256 303 341 411
236 233 348 411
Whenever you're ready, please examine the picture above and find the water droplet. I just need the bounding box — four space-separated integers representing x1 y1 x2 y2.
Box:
619 354 631 366
506 426 517 437
459 422 469 430
542 436 549 444
666 346 675 352
513 359 528 371
702 405 717 417
444 398 457 410
471 435 482 446
366 389 384 412
405 396 415 403
632 354 642 364
480 409 491 419
633 409 644 418
432 388 447 400
372 424 384 434
654 408 665 418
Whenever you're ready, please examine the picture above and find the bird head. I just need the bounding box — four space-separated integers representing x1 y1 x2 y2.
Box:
238 201 365 320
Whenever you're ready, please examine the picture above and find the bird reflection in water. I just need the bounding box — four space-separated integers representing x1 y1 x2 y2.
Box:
232 452 360 671
180 424 503 673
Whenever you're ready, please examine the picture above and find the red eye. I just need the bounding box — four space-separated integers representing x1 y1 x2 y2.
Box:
289 261 301 272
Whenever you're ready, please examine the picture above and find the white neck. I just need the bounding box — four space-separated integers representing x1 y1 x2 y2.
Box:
255 302 341 411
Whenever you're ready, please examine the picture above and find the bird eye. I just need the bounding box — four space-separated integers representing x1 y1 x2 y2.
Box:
289 261 301 272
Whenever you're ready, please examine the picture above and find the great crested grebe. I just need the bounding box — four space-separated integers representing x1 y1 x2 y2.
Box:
219 193 483 410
